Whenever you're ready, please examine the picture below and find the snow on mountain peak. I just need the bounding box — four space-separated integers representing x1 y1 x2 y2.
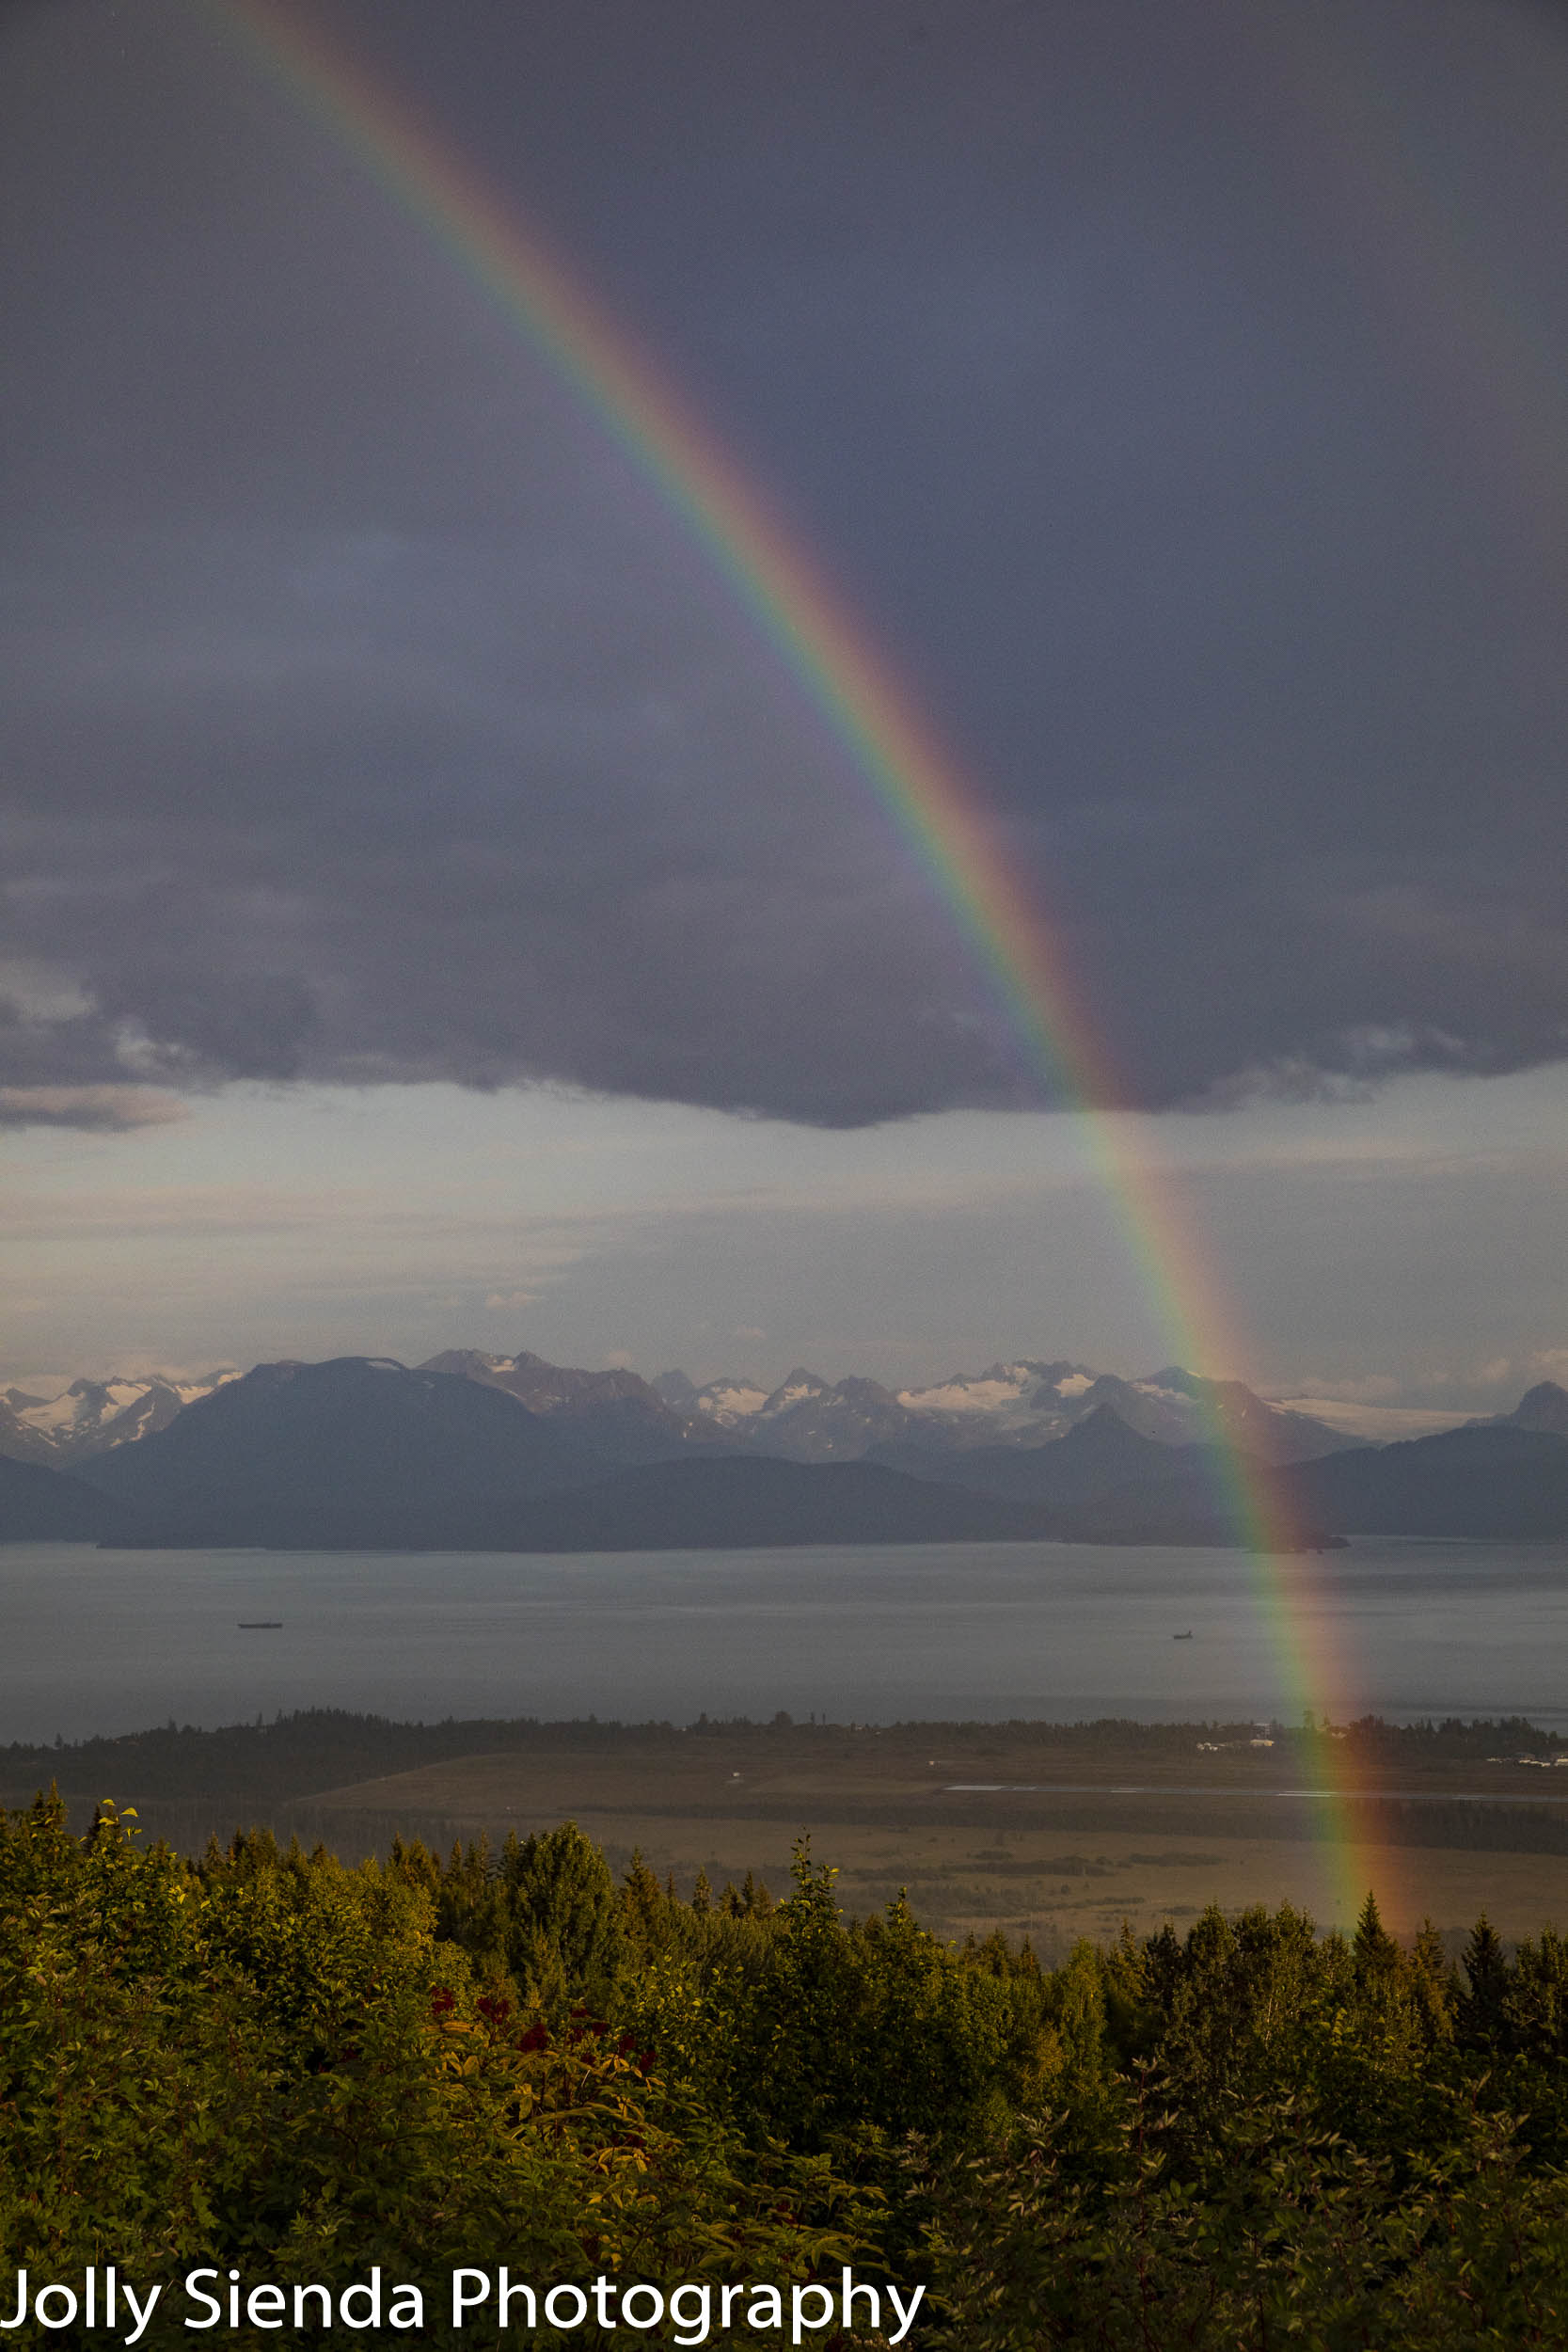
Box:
689 1382 769 1424
0 1343 1370 1480
3 1371 239 1466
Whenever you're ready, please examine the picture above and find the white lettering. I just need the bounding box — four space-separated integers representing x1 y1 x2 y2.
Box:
388 2283 424 2331
341 2268 383 2329
886 2283 927 2344
451 2270 491 2323
120 2279 162 2345
791 2282 834 2344
34 2283 77 2330
247 2284 284 2329
622 2283 663 2330
842 2270 879 2332
498 2272 536 2326
545 2284 589 2329
670 2282 712 2345
183 2270 222 2330
746 2286 783 2330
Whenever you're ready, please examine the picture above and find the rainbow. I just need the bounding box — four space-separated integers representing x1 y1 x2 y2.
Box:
198 0 1386 1929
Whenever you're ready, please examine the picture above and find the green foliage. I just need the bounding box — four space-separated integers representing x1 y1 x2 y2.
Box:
913 1893 1568 2347
0 1796 871 2344
912 2078 1568 2349
3 1791 1568 2345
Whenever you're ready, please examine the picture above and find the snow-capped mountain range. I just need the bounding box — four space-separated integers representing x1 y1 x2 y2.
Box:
0 1374 237 1469
0 1352 1363 1474
652 1359 1358 1466
8 1354 1567 1551
27 1346 1536 1481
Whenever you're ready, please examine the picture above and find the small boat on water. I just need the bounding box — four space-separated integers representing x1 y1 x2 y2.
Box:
1172 1629 1194 1640
237 1621 283 1629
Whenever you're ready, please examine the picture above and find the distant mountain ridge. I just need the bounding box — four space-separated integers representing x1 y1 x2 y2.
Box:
1494 1380 1568 1439
0 1372 236 1470
0 1454 128 1542
79 1356 581 1547
67 1354 1334 1553
1285 1418 1568 1539
60 1355 1058 1552
652 1357 1360 1468
874 1402 1196 1507
418 1349 721 1465
6 1348 1568 1550
3 1346 1366 1476
422 1349 677 1422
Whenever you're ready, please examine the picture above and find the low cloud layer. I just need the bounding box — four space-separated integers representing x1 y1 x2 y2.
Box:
0 1086 188 1134
3 1 1567 1129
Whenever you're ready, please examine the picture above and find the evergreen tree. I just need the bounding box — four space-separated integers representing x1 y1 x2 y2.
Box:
1353 1889 1400 1987
1459 1911 1509 2042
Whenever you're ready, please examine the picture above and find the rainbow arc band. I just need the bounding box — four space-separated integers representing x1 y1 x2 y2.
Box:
198 0 1375 1924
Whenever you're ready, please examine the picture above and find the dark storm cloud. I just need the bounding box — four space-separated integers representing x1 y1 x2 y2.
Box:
3 0 1567 1125
0 517 1019 1122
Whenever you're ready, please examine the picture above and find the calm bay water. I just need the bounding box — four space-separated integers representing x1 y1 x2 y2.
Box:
1 1537 1565 1746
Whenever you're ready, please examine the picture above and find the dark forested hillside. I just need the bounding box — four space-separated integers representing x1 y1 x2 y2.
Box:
421 1454 1056 1551
0 1452 127 1541
1289 1422 1568 1536
86 1408 1057 1549
873 1402 1180 1505
79 1356 589 1543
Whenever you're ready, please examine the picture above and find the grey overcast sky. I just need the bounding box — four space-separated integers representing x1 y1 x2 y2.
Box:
3 0 1568 1411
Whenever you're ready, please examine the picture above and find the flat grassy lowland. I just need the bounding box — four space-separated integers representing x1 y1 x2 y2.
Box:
8 1708 1567 1949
